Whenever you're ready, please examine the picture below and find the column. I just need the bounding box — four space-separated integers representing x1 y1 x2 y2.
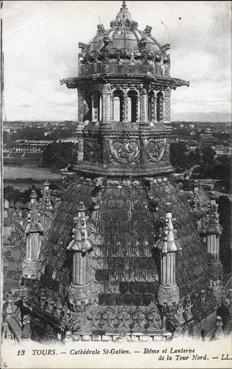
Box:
73 251 88 286
102 84 111 122
123 92 129 123
162 94 166 122
91 95 95 121
99 96 102 121
163 89 171 123
26 237 31 261
77 122 84 161
110 95 114 121
140 89 148 124
161 251 176 286
137 95 140 122
216 236 220 261
152 92 158 122
121 96 125 123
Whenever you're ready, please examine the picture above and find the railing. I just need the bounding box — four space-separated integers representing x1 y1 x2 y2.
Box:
80 61 169 77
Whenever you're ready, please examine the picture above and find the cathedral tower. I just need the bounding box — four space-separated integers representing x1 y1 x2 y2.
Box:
21 2 222 341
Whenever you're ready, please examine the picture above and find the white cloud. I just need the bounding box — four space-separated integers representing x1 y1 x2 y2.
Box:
2 0 231 121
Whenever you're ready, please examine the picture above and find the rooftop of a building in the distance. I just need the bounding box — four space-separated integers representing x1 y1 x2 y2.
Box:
3 120 232 128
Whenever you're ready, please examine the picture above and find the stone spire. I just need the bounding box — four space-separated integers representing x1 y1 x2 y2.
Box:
115 1 132 27
39 181 54 231
205 195 222 256
22 190 43 279
157 204 180 313
205 194 222 271
204 194 223 302
40 181 53 211
67 202 95 309
67 202 92 256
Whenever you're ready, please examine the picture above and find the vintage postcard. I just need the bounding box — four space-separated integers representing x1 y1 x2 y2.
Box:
0 1 231 368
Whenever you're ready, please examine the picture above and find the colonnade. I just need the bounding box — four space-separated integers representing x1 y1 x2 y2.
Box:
80 87 170 124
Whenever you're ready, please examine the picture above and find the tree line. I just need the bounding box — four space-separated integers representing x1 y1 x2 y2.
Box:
170 142 231 192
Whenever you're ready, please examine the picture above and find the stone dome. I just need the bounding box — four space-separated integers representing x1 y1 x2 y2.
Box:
80 2 165 62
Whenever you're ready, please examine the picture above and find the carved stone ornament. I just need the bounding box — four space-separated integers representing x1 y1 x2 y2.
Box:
132 307 146 331
109 139 140 165
209 279 222 305
102 83 112 94
84 138 101 163
184 295 193 321
22 260 38 279
116 306 131 333
175 301 185 326
67 204 92 254
145 139 166 162
157 285 180 307
146 305 162 331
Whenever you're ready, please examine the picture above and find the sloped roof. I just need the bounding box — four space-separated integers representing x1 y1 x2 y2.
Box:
38 177 213 309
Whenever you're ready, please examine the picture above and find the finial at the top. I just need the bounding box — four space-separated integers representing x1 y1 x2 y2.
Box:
116 0 132 26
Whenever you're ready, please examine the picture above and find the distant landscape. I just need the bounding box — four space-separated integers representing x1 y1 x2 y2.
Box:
3 119 231 195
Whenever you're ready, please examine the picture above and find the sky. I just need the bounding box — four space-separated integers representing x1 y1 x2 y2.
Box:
2 0 232 122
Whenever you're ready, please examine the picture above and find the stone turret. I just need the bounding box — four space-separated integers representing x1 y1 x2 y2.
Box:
39 181 54 231
40 181 53 211
157 205 180 318
205 193 223 281
22 190 43 279
67 202 97 309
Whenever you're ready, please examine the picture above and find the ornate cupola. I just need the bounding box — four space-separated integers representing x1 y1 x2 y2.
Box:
22 190 43 279
61 1 189 178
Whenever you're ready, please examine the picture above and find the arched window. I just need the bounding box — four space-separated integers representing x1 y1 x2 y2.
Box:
83 96 92 122
91 92 102 122
113 89 124 122
127 90 138 122
98 94 103 122
148 90 154 121
157 92 163 122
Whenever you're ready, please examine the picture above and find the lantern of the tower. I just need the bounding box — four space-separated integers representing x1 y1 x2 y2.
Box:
60 0 189 179
22 190 43 279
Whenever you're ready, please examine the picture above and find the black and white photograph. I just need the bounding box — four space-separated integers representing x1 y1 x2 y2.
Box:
0 1 231 368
